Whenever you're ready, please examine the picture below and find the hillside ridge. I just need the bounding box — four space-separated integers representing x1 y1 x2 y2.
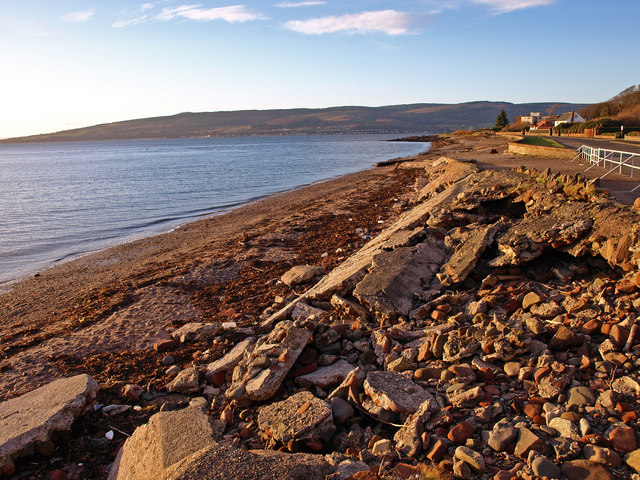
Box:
1 101 587 143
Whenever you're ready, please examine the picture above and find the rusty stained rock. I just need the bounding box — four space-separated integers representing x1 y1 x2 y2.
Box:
257 391 335 446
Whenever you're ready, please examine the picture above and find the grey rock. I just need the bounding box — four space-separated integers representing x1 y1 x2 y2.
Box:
295 359 355 391
514 427 548 459
171 323 221 343
281 265 325 286
560 459 615 480
166 367 201 394
330 398 354 425
532 455 561 479
363 370 431 415
226 321 311 404
488 425 518 452
454 446 486 472
0 374 98 471
568 386 596 408
583 445 621 467
549 417 581 441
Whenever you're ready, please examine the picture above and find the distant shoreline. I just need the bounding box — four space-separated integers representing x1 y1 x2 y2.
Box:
0 100 587 144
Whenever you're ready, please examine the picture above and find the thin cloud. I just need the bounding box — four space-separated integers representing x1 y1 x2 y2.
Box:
61 9 94 23
471 0 555 13
276 1 327 7
286 10 422 35
112 15 152 28
157 5 265 22
113 4 265 27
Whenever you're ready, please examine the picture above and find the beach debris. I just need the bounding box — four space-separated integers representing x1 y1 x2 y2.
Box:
16 153 640 479
281 265 325 287
225 320 311 404
171 322 221 343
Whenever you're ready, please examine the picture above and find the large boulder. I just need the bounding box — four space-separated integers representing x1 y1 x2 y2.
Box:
108 405 220 480
109 405 334 480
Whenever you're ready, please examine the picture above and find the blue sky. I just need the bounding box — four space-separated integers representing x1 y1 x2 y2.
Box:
1 0 638 138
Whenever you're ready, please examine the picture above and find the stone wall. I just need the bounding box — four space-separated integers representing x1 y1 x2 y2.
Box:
508 142 575 159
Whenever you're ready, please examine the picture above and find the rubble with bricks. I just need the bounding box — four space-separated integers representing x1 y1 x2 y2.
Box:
5 155 640 480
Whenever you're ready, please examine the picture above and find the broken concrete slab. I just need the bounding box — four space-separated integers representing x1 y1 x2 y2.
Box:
353 234 446 318
295 359 355 392
205 337 255 384
171 323 221 344
108 405 220 480
363 371 431 415
110 404 333 480
163 444 335 480
291 302 327 323
226 321 311 404
491 203 594 267
257 391 335 446
416 157 479 202
281 265 325 287
1 374 98 474
394 395 438 456
437 222 503 287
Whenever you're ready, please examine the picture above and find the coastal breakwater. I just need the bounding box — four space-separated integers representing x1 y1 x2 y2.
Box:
3 138 640 479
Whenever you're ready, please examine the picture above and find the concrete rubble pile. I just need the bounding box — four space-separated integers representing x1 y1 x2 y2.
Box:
5 156 640 480
111 158 640 479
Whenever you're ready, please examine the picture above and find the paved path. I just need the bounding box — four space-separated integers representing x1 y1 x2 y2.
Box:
544 137 640 204
552 136 640 155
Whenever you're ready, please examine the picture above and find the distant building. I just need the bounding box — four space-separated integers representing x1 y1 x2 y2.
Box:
519 112 542 126
554 111 585 126
531 120 555 130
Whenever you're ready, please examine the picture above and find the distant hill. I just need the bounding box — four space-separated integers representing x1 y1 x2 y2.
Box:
579 85 640 125
1 101 589 143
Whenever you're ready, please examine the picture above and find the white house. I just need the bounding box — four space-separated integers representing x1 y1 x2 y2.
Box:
554 111 585 127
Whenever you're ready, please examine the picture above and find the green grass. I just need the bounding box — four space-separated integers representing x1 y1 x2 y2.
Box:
520 136 565 148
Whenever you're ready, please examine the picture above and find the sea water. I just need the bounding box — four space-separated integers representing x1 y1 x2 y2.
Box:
0 134 428 285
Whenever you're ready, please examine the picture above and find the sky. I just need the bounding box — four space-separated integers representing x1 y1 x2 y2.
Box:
1 0 639 138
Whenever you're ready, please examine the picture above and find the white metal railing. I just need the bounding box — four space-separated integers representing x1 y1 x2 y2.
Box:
574 145 640 191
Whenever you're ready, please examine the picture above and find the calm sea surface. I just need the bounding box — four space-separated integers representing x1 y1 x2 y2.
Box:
0 135 428 285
